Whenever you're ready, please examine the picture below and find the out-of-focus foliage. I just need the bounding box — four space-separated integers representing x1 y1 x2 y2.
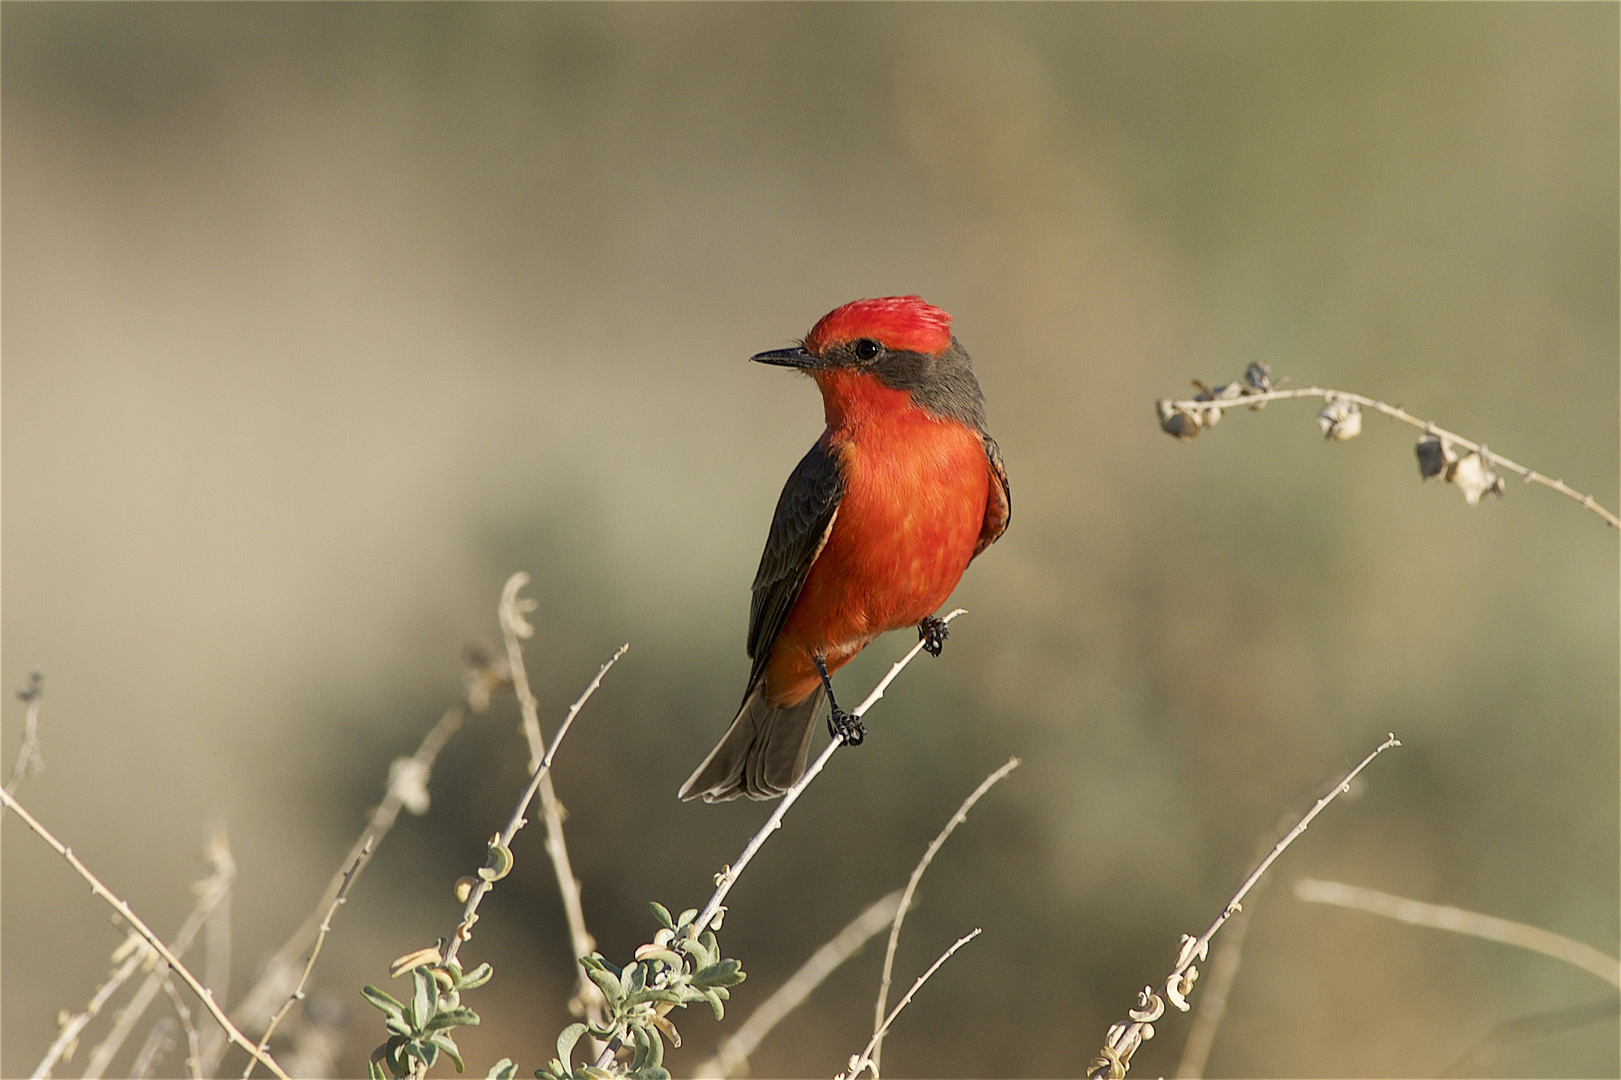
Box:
3 5 1615 1078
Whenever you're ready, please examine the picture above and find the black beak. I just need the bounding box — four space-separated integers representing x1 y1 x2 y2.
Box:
750 345 821 370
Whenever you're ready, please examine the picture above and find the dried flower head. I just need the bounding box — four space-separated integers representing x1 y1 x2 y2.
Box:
1446 451 1506 505
1317 395 1362 441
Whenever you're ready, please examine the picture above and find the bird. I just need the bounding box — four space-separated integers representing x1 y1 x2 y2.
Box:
679 296 1010 802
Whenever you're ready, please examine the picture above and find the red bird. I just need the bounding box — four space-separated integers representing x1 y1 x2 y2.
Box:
680 296 1010 802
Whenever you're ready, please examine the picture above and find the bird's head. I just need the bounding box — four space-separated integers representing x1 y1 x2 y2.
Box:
751 296 987 429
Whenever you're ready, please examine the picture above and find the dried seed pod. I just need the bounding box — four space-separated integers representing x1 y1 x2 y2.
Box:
1446 451 1505 505
1242 361 1275 395
1317 395 1362 441
1157 399 1201 441
1415 435 1455 480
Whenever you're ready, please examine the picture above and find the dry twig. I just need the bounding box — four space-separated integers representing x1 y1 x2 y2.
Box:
498 572 607 1036
241 840 374 1077
692 891 904 1079
838 928 983 1079
42 829 235 1080
0 787 290 1079
1087 734 1401 1080
158 974 204 1079
590 609 965 1071
870 756 1020 1074
693 610 967 938
442 641 628 970
1157 381 1619 528
1294 878 1620 988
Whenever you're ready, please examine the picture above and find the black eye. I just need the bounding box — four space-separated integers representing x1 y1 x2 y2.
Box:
854 339 881 361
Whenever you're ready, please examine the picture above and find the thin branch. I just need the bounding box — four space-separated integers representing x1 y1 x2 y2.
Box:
207 696 479 1075
692 891 905 1079
441 642 628 971
241 840 374 1078
158 975 204 1080
0 787 289 1079
838 928 983 1080
31 936 149 1078
592 610 966 1072
1160 385 1620 529
499 572 607 1038
1442 997 1621 1077
1088 734 1401 1080
78 828 236 1079
694 609 967 938
5 669 45 796
1294 878 1621 988
1172 899 1253 1079
870 756 1020 1075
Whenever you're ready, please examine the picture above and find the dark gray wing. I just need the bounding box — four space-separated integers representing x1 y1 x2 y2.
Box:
974 433 1011 558
746 439 845 687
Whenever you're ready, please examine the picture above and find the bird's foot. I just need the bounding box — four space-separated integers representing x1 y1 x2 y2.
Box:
827 706 866 746
919 615 950 657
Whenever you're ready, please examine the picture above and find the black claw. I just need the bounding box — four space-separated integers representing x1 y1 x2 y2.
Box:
919 616 950 657
827 707 866 746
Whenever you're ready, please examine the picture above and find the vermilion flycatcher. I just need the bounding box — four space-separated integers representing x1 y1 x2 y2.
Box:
680 296 1010 802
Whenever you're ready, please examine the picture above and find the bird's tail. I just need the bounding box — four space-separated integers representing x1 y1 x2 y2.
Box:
678 682 825 802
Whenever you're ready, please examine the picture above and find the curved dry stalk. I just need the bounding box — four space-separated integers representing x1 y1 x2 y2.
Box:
1088 734 1401 1080
241 840 373 1077
1294 878 1620 988
130 1017 178 1080
77 828 235 1079
693 609 967 938
1159 385 1619 529
442 642 627 970
0 787 289 1080
692 891 904 1079
870 756 1020 1075
839 929 983 1080
499 572 606 1036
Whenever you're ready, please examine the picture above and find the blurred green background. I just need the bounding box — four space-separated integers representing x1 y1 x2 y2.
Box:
3 4 1616 1077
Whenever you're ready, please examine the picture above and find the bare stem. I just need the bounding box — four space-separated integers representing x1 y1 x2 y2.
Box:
499 572 607 1038
1294 878 1621 988
839 929 983 1079
1087 734 1401 1080
159 974 204 1080
441 642 627 971
692 891 905 1079
31 937 147 1078
870 756 1020 1074
79 829 236 1079
592 611 965 1072
0 787 289 1079
693 610 967 937
242 840 374 1077
1162 386 1620 529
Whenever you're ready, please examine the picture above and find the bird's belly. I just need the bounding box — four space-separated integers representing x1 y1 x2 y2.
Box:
763 419 988 705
